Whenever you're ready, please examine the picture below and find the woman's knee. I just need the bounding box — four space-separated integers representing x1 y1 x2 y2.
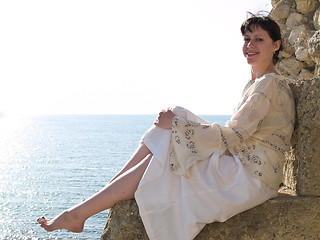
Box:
142 154 153 165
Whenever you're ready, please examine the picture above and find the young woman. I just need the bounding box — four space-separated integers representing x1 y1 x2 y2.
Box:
37 15 295 240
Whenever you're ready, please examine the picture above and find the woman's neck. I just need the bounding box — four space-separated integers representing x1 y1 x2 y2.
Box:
250 64 278 81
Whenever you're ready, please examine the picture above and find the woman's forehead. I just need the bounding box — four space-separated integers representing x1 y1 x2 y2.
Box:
243 25 268 35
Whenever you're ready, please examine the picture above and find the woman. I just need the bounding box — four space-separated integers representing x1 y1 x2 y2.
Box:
37 15 295 240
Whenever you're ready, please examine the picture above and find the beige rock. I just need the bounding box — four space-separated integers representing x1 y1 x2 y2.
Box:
283 149 297 192
297 68 315 79
288 24 309 46
279 49 295 58
270 0 292 20
295 45 309 61
279 29 296 58
276 57 307 76
288 25 316 68
101 200 148 240
296 0 319 14
314 7 320 30
308 30 320 64
289 78 320 195
286 12 307 28
272 0 283 7
196 195 320 240
101 196 320 240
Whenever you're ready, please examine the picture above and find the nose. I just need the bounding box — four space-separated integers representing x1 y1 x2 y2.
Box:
247 40 255 48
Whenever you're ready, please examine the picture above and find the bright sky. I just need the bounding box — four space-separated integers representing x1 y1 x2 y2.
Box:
0 0 272 115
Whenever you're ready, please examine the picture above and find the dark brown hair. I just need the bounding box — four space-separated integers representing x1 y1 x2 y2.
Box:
241 14 282 65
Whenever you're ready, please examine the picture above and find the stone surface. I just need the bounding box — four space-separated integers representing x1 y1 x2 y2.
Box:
314 7 320 29
276 57 307 76
273 0 319 79
296 0 319 14
270 0 292 20
288 24 310 46
100 200 148 240
297 68 315 79
101 195 320 240
286 12 307 28
195 195 320 240
289 77 320 196
308 30 320 65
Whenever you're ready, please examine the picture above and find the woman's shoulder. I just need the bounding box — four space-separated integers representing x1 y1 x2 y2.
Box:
255 73 290 89
256 72 281 82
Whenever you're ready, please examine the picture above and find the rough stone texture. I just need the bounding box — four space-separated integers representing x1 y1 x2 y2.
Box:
195 195 320 240
101 195 320 240
100 200 148 240
309 30 320 65
296 0 319 14
289 78 320 196
286 12 307 28
314 7 320 29
270 0 292 20
272 0 320 79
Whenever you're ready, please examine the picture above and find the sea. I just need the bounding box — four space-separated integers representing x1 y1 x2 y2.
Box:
0 114 230 240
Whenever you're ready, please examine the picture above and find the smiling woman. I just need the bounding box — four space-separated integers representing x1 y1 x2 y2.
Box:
0 0 271 115
241 15 282 79
36 14 296 240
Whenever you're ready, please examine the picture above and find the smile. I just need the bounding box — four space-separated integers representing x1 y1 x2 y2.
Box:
247 52 259 57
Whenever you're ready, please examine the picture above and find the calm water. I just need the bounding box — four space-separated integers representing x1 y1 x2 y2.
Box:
0 114 230 240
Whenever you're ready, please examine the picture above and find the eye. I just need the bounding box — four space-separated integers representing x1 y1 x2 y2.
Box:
244 38 250 42
256 38 264 42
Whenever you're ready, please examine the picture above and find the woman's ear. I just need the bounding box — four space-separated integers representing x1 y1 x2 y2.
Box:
274 40 281 52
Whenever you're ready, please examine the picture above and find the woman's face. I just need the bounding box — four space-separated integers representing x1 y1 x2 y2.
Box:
242 25 280 68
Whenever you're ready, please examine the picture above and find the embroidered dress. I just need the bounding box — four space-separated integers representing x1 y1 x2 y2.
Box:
135 73 295 240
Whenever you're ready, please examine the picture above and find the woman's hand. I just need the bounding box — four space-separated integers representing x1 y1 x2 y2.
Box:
154 109 176 129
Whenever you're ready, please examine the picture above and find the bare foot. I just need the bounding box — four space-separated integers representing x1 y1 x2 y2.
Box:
37 211 85 233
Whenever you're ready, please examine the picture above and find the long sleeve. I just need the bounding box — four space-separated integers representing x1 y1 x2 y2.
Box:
169 75 279 178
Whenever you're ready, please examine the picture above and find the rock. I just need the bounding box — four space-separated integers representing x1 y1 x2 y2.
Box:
279 31 296 58
100 200 148 240
195 195 320 240
296 0 319 14
286 12 307 28
270 0 292 20
308 30 320 65
314 7 320 29
276 57 307 76
289 78 320 195
295 45 309 61
272 0 283 7
297 68 315 79
101 195 320 240
288 24 309 46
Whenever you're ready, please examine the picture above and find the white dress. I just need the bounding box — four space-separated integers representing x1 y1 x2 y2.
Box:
134 74 294 240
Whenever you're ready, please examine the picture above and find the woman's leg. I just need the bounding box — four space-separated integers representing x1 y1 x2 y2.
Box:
37 153 152 232
109 142 151 183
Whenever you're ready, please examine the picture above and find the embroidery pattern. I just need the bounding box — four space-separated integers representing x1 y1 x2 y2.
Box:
218 126 228 149
231 128 243 142
261 139 285 154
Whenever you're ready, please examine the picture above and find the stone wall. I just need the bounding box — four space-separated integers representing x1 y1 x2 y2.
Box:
270 0 320 196
101 1 320 239
286 79 320 196
270 0 320 79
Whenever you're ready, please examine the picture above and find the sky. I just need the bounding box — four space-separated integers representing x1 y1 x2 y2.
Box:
0 0 272 115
